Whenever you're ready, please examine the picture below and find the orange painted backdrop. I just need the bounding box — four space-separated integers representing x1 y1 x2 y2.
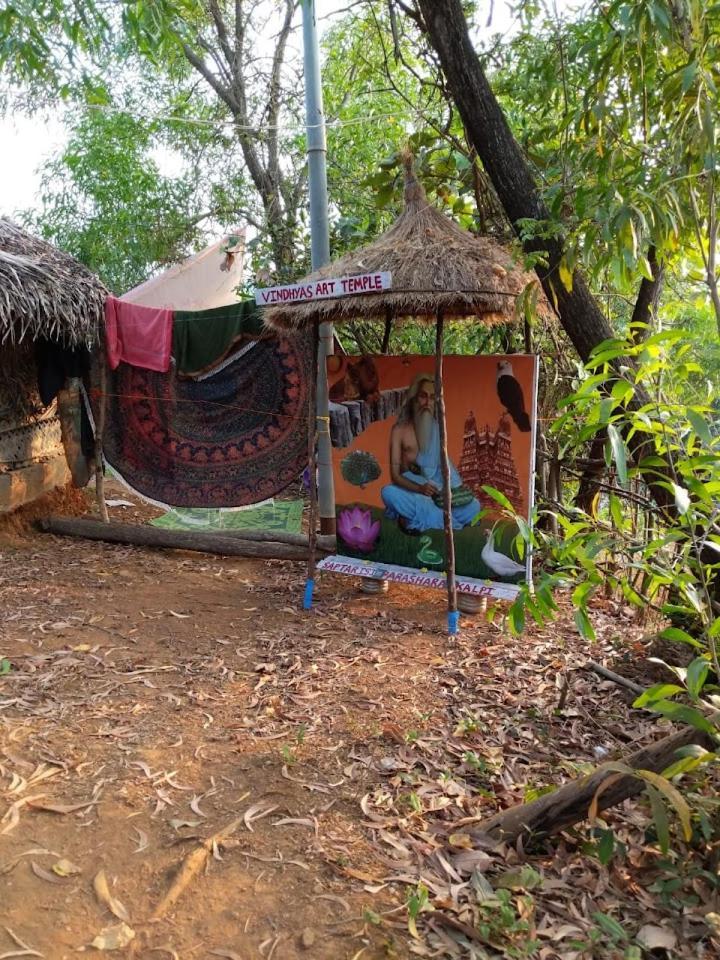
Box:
330 354 537 518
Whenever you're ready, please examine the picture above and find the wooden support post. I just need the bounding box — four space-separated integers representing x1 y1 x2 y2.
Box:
381 308 393 354
304 323 320 609
435 310 458 634
94 341 109 523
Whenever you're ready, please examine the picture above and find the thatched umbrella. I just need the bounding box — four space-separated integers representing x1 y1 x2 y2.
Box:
0 218 107 347
264 156 547 632
265 159 547 331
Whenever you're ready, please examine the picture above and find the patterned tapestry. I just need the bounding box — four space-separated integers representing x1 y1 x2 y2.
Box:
103 337 311 508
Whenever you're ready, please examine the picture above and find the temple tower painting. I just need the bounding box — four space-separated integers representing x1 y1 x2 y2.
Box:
459 411 523 513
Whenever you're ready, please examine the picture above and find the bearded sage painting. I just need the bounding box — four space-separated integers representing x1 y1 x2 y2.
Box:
317 354 539 599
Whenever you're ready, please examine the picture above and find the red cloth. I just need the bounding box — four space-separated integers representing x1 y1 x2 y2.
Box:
105 296 173 372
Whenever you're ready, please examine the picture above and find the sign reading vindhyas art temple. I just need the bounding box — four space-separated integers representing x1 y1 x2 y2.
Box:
317 355 539 600
255 272 392 305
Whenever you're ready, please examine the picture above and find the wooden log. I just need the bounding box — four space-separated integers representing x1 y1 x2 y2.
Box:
469 723 716 845
37 516 328 561
434 310 458 625
210 528 335 551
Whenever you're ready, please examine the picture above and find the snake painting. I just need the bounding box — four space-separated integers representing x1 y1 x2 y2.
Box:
417 535 444 566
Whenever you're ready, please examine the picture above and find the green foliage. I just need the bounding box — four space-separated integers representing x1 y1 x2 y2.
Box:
512 327 720 852
488 1 720 337
0 0 109 90
24 103 206 292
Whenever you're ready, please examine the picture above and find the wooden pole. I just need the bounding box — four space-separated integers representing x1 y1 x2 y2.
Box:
435 310 459 634
94 339 109 523
381 308 393 354
304 322 320 609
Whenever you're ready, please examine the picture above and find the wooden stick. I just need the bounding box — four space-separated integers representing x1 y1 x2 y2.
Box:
37 517 330 560
94 338 109 523
434 310 458 632
469 722 715 844
586 660 644 696
151 799 249 920
304 324 320 608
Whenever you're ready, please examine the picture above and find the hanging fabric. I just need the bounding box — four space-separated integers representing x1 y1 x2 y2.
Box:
105 296 173 372
102 334 312 508
173 300 265 378
35 337 95 462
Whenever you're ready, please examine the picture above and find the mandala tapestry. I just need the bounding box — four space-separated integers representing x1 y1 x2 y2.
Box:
103 336 311 508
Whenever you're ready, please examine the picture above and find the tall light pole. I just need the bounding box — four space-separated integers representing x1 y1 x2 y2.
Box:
301 0 336 535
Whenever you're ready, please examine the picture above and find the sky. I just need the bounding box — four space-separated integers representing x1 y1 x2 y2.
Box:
0 1 550 219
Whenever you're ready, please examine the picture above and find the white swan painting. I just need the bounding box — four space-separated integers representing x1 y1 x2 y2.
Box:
481 529 525 579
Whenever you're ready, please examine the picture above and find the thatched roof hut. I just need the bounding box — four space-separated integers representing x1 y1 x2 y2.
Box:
265 155 549 330
0 218 107 346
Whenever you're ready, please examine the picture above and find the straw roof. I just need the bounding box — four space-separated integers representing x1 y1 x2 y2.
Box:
0 218 108 347
265 155 549 330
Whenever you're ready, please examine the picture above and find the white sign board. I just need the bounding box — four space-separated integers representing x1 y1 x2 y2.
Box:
317 556 521 601
256 271 392 306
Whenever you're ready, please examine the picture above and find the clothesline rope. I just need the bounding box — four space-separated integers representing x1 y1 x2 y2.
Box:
92 389 552 427
78 100 411 133
92 388 310 422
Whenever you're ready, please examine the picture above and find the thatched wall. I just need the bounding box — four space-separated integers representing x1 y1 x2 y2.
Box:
0 342 64 474
0 220 103 509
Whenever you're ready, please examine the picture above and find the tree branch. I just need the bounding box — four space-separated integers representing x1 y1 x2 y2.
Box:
265 0 294 180
206 0 236 71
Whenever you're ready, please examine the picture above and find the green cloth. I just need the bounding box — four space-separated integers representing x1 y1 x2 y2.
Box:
173 300 265 377
151 500 304 534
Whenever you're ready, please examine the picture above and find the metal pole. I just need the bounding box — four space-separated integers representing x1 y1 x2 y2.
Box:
301 0 336 535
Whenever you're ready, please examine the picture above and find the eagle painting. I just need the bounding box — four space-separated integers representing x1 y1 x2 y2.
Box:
496 360 531 432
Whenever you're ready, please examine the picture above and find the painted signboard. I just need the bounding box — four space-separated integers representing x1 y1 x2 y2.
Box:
255 271 392 306
317 354 538 599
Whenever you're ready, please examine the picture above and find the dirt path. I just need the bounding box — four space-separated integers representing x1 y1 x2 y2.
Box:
1 489 719 959
0 490 456 958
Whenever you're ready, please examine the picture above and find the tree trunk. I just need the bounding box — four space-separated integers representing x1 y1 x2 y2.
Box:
574 429 607 515
416 0 612 363
630 246 665 340
37 517 331 561
415 0 676 516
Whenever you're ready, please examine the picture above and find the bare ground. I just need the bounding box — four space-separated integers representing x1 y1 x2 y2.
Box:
1 485 719 960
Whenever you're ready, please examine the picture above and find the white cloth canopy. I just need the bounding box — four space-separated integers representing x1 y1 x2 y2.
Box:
122 229 246 309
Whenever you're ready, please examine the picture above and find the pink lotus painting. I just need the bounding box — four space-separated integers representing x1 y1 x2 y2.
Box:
338 506 381 553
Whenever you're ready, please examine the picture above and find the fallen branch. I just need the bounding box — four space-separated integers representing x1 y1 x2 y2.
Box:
151 799 249 921
469 722 716 845
585 660 644 696
37 517 332 561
